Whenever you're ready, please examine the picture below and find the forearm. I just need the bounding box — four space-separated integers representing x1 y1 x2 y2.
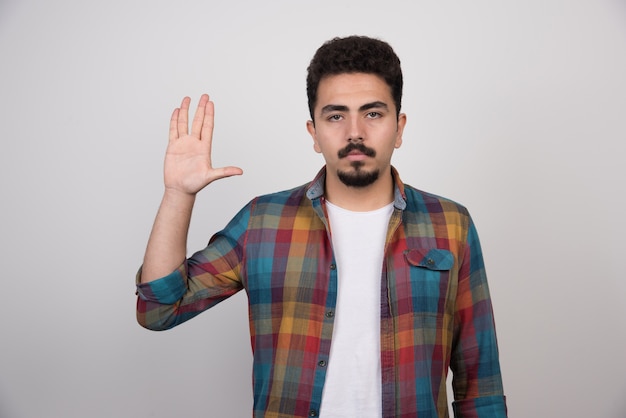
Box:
140 189 196 283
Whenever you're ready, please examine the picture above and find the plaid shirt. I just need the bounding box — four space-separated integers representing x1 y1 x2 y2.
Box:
136 167 507 418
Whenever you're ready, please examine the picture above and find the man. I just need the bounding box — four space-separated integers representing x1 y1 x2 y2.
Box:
137 35 507 417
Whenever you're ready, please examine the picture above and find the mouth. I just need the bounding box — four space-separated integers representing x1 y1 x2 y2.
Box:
346 150 368 161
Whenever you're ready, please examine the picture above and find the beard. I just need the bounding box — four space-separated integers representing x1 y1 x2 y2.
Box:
337 163 380 187
336 142 379 188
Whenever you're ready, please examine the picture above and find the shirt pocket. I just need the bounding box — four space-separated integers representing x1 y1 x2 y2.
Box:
403 248 454 317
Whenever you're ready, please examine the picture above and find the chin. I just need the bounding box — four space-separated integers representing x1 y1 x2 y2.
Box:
337 167 380 188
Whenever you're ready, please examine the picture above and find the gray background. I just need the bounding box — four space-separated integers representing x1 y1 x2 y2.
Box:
1 0 625 417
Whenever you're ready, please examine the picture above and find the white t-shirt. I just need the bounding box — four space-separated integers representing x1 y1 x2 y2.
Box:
319 201 394 418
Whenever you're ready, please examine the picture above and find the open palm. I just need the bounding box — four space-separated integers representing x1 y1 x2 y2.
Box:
164 94 242 195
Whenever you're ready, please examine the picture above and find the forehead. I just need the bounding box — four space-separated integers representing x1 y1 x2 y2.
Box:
315 73 393 109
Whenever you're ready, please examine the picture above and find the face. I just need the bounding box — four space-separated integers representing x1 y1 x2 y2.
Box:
306 73 406 188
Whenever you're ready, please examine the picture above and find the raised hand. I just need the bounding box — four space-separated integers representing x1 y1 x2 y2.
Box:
141 95 243 283
164 94 243 195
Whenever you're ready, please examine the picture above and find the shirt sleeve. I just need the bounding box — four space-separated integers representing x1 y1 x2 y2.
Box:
135 201 252 331
450 215 507 417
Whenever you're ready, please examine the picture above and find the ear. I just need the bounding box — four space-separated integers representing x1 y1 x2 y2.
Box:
394 113 407 149
306 120 322 153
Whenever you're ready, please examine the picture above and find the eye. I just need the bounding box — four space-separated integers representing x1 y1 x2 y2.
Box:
327 114 343 121
365 111 382 119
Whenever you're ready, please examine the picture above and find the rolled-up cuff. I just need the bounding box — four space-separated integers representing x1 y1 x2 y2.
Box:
135 265 187 305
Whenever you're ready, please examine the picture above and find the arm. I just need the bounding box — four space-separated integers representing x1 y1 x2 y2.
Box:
141 95 243 283
451 218 507 417
136 202 251 330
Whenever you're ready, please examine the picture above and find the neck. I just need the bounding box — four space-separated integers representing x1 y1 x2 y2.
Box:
324 167 395 211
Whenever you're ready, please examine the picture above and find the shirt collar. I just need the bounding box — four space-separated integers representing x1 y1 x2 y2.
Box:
305 166 407 210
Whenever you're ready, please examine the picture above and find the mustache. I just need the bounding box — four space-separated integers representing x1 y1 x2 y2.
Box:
337 142 376 159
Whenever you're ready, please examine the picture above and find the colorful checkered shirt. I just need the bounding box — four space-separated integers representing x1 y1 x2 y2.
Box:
136 167 507 417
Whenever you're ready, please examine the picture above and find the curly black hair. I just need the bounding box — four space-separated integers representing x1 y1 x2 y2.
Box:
306 35 403 121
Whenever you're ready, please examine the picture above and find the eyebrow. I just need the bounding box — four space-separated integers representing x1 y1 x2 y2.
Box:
320 101 389 115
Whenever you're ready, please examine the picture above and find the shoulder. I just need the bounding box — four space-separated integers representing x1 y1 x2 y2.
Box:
254 183 308 203
248 183 310 215
400 184 477 249
219 184 313 239
402 183 470 218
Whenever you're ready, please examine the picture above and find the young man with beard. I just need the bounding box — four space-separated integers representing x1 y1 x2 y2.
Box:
136 35 507 418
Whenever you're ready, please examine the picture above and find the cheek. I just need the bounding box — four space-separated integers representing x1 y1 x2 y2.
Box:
311 129 337 155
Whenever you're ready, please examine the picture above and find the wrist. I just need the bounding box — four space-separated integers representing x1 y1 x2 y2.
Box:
162 187 197 207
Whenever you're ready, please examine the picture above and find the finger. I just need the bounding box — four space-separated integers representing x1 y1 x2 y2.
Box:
169 108 179 141
200 98 215 143
190 94 209 139
211 166 244 181
177 96 191 136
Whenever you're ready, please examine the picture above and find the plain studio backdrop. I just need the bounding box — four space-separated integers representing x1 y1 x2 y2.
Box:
1 1 625 417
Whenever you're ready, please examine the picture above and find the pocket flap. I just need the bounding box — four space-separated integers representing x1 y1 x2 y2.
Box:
404 248 454 271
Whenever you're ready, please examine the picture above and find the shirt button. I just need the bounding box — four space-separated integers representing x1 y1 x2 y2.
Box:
330 263 336 270
427 258 435 265
325 310 334 318
318 360 326 367
309 409 318 417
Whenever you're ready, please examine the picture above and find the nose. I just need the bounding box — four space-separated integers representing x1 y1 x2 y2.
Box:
348 116 364 143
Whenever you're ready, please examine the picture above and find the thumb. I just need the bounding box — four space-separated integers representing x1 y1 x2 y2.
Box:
210 166 244 181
